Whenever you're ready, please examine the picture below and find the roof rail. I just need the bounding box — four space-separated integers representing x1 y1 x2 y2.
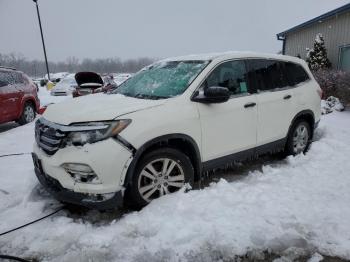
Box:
0 66 17 70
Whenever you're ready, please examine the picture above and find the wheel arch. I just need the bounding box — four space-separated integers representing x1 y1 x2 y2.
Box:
22 96 39 112
16 97 35 120
287 110 315 139
124 134 202 187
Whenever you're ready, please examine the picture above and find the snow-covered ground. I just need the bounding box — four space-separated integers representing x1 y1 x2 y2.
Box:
1 109 350 261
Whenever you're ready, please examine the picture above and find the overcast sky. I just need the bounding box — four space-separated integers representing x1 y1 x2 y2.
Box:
0 0 349 62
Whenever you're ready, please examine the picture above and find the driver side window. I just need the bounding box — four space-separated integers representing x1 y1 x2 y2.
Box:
205 60 248 95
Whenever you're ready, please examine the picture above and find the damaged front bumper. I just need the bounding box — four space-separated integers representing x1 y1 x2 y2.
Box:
32 153 123 210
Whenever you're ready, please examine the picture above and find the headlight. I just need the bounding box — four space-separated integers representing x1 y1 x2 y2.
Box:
64 119 131 146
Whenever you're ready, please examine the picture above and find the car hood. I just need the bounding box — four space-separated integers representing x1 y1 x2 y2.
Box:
43 93 165 125
75 72 103 87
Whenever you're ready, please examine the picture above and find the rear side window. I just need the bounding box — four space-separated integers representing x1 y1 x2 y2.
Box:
0 71 24 87
10 72 24 84
0 71 12 87
204 60 249 95
247 59 289 92
284 62 310 86
21 73 30 84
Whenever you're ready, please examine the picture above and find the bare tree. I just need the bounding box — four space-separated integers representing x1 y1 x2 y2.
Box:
0 52 155 78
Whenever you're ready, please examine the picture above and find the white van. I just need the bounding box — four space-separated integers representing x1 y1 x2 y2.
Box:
32 52 321 209
50 74 77 96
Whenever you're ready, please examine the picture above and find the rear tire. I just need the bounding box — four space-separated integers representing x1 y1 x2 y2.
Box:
18 102 36 125
125 148 194 209
285 120 312 156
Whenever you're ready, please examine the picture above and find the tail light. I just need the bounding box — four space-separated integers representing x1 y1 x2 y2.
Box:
38 107 47 115
317 88 324 99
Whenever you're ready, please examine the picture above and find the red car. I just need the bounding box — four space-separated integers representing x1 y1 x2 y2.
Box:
0 67 40 125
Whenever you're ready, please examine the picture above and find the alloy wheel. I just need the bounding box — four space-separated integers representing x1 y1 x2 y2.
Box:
24 105 35 123
292 123 309 154
137 158 185 202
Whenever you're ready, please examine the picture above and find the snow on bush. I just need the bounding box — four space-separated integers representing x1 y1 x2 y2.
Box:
306 34 331 71
313 69 350 105
321 96 344 115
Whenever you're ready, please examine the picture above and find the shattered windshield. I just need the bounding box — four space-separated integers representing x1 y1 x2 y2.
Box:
113 60 209 99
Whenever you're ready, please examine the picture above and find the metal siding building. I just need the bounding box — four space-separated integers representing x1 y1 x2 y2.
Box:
277 3 350 70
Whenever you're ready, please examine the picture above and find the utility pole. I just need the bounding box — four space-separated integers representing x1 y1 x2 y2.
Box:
32 0 50 80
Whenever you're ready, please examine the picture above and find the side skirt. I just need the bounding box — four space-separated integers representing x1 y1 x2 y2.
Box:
202 138 286 172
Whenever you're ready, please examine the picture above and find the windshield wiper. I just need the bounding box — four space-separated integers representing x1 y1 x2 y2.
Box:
112 91 169 100
134 94 169 100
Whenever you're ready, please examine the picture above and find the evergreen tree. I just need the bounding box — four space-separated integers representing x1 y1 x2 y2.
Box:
306 33 332 71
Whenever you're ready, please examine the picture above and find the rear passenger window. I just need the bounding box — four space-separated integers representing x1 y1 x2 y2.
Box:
0 71 11 87
10 72 24 84
23 75 30 84
284 62 310 86
205 60 249 95
247 59 289 92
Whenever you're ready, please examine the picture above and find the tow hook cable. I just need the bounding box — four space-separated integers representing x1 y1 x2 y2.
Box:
0 153 63 261
0 206 65 262
0 153 31 158
0 254 31 262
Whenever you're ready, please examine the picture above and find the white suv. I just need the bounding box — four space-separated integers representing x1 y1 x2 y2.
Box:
32 52 321 209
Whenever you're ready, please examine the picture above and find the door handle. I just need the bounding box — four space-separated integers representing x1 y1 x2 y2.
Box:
244 102 256 108
283 95 292 100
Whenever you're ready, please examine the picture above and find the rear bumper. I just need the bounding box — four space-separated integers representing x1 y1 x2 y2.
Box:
32 153 123 210
314 120 320 130
50 91 69 96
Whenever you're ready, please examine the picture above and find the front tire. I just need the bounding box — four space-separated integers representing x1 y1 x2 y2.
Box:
126 148 194 208
285 120 312 156
18 102 36 125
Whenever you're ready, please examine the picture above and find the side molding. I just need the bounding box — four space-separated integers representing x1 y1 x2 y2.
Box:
202 138 286 171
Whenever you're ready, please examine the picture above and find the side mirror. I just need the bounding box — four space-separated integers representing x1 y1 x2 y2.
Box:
192 86 230 103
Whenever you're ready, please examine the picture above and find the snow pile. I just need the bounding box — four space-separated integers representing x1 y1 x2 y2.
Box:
321 96 345 114
308 253 324 262
0 112 350 261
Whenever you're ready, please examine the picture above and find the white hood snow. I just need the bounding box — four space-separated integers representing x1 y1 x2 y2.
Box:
43 93 165 125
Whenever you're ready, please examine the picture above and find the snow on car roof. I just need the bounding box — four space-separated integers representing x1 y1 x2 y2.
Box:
161 51 304 64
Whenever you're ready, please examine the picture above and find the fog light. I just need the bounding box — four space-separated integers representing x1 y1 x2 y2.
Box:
82 192 116 203
62 163 101 184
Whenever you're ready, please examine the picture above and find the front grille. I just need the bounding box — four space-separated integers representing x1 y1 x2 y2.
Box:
35 119 66 155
